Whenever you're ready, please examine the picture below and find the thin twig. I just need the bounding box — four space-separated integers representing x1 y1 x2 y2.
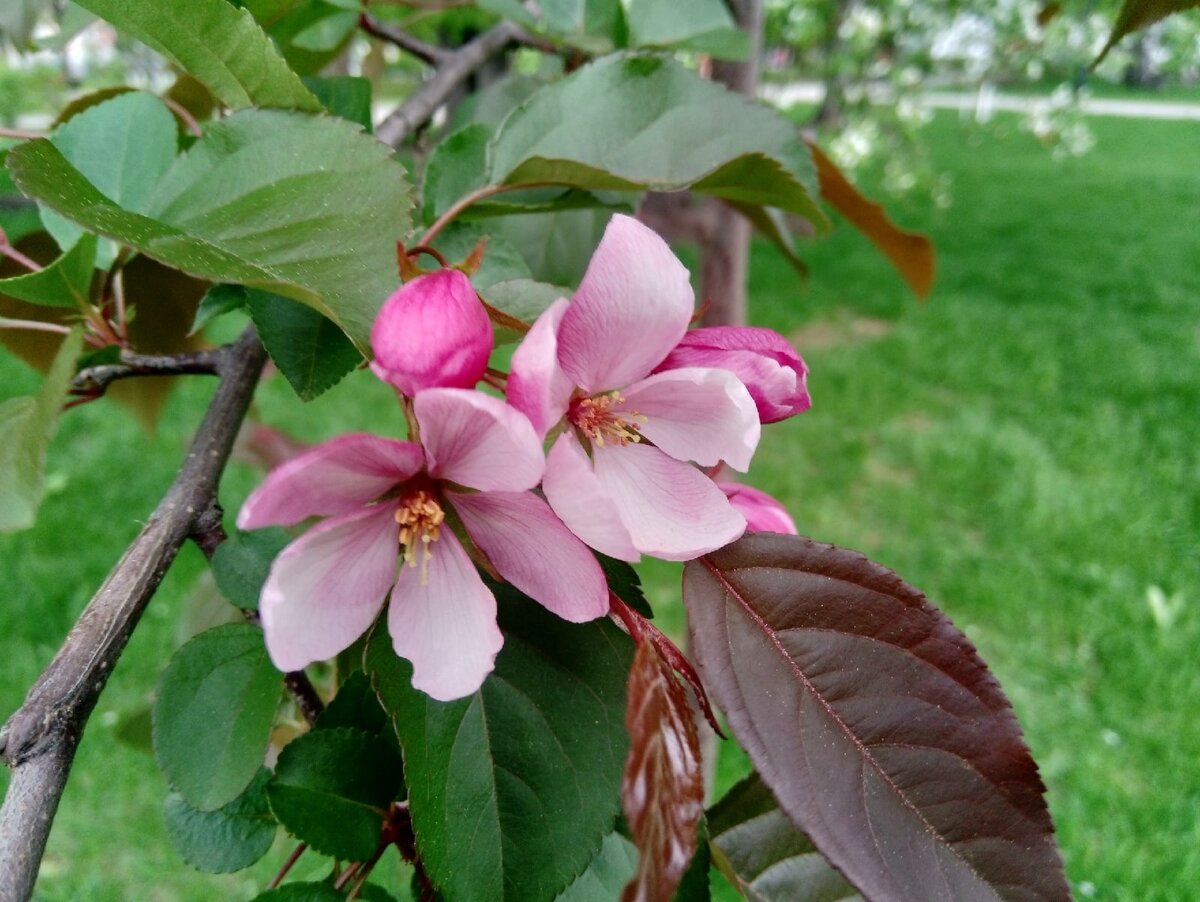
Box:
376 21 526 147
0 127 44 140
420 182 537 245
359 14 450 66
70 347 226 396
0 326 268 901
0 316 71 336
0 226 43 272
268 842 308 890
160 95 203 138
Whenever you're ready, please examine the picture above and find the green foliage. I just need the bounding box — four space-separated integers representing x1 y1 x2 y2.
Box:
623 0 747 58
0 328 80 532
211 527 292 609
0 233 95 307
7 110 413 350
245 289 364 401
555 832 639 900
266 727 404 860
488 54 827 230
302 75 373 131
74 0 321 112
153 623 282 811
163 768 277 873
422 124 490 225
368 591 633 901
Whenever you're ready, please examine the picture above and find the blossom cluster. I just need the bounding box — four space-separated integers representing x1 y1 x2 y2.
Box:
240 215 808 701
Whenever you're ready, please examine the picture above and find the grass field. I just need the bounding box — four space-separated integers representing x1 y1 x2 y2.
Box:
2 110 1198 899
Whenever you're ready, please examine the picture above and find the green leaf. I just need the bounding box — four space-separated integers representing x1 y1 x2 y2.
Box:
0 328 81 533
292 8 357 51
163 768 277 874
555 832 638 901
490 207 609 286
368 589 633 901
597 553 652 619
7 110 413 351
252 882 399 902
211 527 291 609
0 233 95 307
432 222 533 287
1097 0 1200 63
478 278 563 344
489 54 827 230
246 289 364 400
707 773 856 902
153 623 283 811
316 670 389 736
42 91 178 265
303 75 373 132
624 0 748 59
266 727 404 860
422 124 490 225
191 283 249 336
73 0 321 112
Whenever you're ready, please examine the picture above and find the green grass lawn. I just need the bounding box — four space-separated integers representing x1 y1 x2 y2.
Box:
2 110 1198 899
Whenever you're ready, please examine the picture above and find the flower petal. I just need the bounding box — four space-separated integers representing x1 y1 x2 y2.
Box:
507 297 574 438
543 432 639 562
719 482 798 534
259 505 398 672
238 434 424 529
387 528 503 701
449 490 608 623
370 268 493 396
593 443 745 561
618 367 760 472
556 214 693 393
415 388 544 491
654 326 811 424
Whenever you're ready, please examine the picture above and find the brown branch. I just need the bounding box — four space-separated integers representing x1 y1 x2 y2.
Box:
0 326 268 901
70 347 226 396
360 13 451 66
376 21 528 147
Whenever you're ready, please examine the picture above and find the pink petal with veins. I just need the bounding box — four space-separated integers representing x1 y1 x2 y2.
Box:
259 504 399 672
507 297 574 438
556 215 694 393
387 528 503 701
449 489 608 623
414 388 544 492
238 434 424 529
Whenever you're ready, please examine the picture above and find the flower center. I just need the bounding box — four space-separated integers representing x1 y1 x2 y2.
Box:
569 391 646 448
395 489 445 582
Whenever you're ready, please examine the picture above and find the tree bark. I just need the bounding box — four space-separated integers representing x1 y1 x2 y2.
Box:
0 328 267 901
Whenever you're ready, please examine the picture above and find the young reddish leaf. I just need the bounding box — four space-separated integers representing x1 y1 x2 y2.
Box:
620 641 704 902
807 140 935 300
683 534 1070 902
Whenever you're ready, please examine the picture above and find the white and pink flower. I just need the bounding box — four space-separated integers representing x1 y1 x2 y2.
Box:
507 214 761 562
237 388 608 702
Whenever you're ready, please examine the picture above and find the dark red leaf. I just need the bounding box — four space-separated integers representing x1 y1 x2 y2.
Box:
684 534 1070 902
620 641 705 902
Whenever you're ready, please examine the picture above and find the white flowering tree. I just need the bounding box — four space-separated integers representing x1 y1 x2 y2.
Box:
0 0 1185 899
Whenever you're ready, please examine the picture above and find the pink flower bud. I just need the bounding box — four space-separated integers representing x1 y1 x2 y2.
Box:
655 326 810 424
718 482 797 535
370 269 493 396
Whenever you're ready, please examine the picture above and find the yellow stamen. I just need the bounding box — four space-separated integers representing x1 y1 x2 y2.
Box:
570 391 647 447
395 490 445 584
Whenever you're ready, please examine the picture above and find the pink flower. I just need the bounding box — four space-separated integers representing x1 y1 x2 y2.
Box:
655 326 810 423
718 482 797 534
507 214 760 562
370 269 493 396
237 389 607 702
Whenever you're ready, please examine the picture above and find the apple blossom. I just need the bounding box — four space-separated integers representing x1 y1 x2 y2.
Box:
370 268 493 396
718 482 798 534
237 388 608 702
655 326 810 423
507 214 760 562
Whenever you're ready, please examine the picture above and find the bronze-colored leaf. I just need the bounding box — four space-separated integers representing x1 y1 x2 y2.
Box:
806 140 935 300
620 641 705 902
683 534 1071 902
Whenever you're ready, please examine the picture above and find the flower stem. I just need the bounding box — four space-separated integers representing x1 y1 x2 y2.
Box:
0 228 43 272
419 182 557 246
268 842 307 889
0 317 71 336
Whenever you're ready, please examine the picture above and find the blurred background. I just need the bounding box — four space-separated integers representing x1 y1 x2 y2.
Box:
2 2 1198 899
